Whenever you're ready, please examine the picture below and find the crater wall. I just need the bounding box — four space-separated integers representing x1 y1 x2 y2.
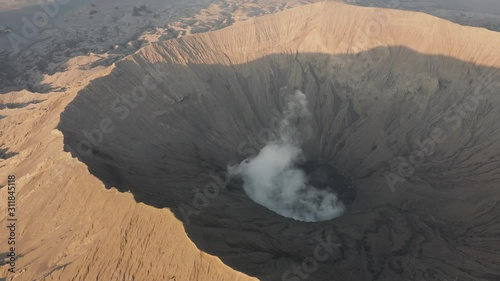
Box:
58 3 500 280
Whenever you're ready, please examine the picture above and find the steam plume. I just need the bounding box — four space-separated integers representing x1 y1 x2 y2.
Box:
229 90 345 222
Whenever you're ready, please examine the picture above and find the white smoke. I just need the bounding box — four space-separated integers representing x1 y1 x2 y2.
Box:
229 90 345 222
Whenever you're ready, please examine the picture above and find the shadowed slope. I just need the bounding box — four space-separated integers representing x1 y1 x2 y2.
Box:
58 2 500 280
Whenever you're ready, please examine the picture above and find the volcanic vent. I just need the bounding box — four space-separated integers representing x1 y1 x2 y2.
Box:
227 90 355 222
59 3 500 281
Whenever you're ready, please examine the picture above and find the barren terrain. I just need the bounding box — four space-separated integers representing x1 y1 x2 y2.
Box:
1 1 500 281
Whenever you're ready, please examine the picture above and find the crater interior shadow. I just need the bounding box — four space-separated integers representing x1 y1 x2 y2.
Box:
58 47 500 281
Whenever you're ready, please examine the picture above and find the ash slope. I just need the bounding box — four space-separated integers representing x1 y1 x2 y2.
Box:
59 2 500 281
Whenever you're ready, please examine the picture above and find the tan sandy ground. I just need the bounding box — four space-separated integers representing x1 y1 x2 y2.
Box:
0 55 257 280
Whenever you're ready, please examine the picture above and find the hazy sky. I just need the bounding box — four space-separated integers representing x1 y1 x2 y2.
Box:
432 0 500 15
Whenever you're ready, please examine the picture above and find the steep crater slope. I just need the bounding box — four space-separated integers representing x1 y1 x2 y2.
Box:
59 3 500 281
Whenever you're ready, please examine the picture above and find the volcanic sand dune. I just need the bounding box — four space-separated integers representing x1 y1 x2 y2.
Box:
2 2 500 280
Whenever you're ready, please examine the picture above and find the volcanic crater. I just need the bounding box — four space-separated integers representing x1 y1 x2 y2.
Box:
58 3 500 281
